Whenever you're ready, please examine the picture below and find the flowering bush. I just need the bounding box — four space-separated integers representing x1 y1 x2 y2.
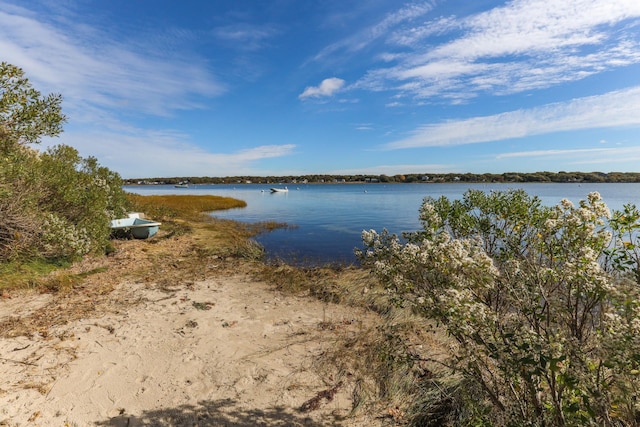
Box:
1 62 128 262
358 189 640 426
41 213 92 259
35 145 128 258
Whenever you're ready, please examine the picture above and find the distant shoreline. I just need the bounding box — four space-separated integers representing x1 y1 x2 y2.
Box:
123 171 640 186
124 179 640 187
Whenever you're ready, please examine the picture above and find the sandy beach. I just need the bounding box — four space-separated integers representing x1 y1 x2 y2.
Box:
0 233 380 426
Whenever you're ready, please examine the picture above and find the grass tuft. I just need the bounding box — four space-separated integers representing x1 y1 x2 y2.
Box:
257 262 461 423
0 259 71 291
41 266 111 293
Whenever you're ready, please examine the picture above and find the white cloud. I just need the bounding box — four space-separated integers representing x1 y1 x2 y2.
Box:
213 23 279 51
299 77 346 100
234 144 297 161
0 2 260 178
384 86 640 149
495 146 640 167
496 148 611 159
434 0 635 59
390 16 458 46
357 0 640 100
45 129 296 178
311 2 436 63
0 4 224 121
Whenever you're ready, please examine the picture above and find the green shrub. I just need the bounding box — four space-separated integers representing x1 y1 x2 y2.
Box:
36 145 128 257
359 190 640 426
1 62 128 262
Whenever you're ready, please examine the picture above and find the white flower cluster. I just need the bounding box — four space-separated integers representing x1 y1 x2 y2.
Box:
42 213 92 258
91 176 109 190
362 219 498 330
419 201 440 224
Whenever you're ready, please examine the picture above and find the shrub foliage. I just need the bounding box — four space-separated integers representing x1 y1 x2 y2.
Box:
359 189 640 426
0 62 127 262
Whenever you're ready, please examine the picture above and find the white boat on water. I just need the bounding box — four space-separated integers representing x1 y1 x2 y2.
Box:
270 186 288 193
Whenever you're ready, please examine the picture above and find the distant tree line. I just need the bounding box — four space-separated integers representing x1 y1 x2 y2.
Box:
125 171 640 186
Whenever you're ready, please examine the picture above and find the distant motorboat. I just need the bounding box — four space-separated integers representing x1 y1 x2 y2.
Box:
174 183 188 188
270 186 288 193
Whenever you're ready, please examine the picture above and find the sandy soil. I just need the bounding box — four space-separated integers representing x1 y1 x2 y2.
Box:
0 234 382 426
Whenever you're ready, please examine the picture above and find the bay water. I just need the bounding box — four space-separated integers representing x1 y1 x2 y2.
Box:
126 183 640 265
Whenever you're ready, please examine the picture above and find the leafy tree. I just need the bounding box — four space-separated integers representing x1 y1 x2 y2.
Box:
1 62 127 261
0 62 65 152
358 190 640 426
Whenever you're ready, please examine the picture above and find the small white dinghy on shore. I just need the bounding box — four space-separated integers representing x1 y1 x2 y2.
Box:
110 213 161 239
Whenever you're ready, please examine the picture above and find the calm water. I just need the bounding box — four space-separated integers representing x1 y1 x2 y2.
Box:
126 183 640 265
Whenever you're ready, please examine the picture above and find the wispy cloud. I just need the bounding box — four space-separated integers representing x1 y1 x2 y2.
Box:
496 148 612 159
234 144 297 160
299 77 346 99
384 85 640 149
310 2 437 63
0 3 224 120
213 23 279 51
51 129 296 178
0 2 245 177
357 0 640 101
495 146 640 168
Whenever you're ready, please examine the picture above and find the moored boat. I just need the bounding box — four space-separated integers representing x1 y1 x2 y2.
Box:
270 186 288 193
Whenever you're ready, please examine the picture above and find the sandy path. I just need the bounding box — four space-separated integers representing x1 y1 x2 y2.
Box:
0 272 376 426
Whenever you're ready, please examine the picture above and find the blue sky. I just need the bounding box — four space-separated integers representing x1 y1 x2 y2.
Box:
1 0 640 178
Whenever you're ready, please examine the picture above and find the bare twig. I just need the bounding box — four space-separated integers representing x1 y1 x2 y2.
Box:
0 357 37 366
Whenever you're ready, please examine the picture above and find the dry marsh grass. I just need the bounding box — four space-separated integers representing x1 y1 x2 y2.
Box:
258 263 393 314
0 194 254 292
126 194 247 220
125 194 286 258
320 311 457 424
